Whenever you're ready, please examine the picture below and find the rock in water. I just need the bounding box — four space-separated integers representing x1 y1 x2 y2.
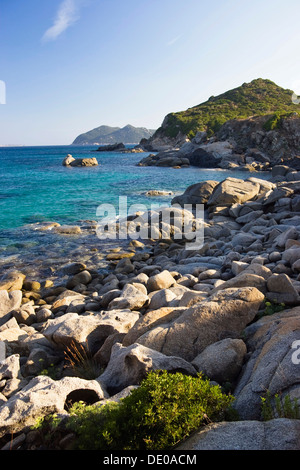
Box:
62 155 98 167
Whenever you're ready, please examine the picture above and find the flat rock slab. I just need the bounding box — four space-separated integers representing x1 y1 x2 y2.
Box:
177 419 300 450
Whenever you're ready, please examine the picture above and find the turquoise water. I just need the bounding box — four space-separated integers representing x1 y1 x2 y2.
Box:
0 145 262 231
0 145 270 278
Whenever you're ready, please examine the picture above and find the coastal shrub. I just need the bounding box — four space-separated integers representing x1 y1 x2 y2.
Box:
263 112 283 131
257 299 285 319
261 391 300 420
66 370 235 450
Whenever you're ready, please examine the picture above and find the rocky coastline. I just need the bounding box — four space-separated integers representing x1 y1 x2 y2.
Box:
138 113 300 173
1 163 300 450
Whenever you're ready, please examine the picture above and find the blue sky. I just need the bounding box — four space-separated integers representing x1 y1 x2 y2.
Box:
1 0 300 145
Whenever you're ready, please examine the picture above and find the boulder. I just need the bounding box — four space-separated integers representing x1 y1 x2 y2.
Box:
62 154 75 166
282 246 300 266
266 273 300 305
0 272 25 292
60 262 87 275
114 258 135 274
187 148 220 168
51 291 86 314
207 177 261 207
233 306 300 420
0 375 107 438
66 270 92 289
171 181 219 207
42 310 140 354
147 270 175 292
98 342 197 394
275 226 299 248
0 290 23 327
191 338 247 383
211 272 267 295
144 190 174 196
11 303 36 326
53 225 82 235
147 288 177 310
136 287 264 362
0 354 21 381
108 283 149 311
177 419 300 450
122 307 186 347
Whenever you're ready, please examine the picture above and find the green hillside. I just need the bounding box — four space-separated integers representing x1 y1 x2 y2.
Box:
155 78 300 140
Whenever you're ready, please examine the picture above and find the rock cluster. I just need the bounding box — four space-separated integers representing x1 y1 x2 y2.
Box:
1 173 300 450
138 128 300 173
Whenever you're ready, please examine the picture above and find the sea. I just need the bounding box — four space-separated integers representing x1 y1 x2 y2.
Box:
0 145 270 282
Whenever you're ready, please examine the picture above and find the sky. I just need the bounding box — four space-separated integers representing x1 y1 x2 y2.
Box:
1 0 300 146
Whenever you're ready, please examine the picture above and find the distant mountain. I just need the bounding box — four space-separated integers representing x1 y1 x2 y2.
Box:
72 124 156 145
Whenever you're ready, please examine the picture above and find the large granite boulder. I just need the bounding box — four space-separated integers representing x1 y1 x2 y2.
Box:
233 306 300 420
0 375 107 438
207 177 261 206
134 287 264 362
171 180 219 207
41 310 140 354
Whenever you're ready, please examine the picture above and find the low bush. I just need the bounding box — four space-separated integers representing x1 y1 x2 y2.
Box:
66 370 234 450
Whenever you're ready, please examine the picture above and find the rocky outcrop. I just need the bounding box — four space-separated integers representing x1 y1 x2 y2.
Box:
138 113 300 171
217 113 300 162
137 133 268 171
96 143 125 152
62 155 98 167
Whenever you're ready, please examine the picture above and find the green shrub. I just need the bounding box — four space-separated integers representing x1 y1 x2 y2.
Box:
263 112 283 131
257 299 285 319
261 391 300 420
66 370 235 450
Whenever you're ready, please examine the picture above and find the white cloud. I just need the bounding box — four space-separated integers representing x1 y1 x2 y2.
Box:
166 34 183 47
42 0 81 42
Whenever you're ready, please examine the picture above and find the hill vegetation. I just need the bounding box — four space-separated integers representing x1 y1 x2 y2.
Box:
152 78 300 141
